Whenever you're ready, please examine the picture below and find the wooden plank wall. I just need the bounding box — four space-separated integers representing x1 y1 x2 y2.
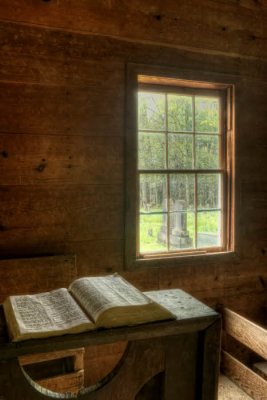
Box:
0 0 267 387
0 0 266 308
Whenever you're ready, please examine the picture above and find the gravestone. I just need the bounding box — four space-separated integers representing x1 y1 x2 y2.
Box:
158 199 192 249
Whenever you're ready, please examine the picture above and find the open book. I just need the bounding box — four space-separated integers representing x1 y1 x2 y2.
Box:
3 274 175 342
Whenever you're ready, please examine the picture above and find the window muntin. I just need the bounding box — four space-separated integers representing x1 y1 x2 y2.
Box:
137 86 227 257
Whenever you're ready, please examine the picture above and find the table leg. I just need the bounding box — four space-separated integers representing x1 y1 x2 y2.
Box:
198 318 222 400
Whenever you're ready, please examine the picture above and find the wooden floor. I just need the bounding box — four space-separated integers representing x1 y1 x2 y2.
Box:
218 375 253 400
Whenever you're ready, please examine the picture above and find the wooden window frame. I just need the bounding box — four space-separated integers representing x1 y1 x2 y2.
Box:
125 64 235 269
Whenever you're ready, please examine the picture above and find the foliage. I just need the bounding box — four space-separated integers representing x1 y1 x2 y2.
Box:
139 212 220 253
138 91 221 252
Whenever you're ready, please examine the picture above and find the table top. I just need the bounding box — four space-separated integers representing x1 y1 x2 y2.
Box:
0 289 219 360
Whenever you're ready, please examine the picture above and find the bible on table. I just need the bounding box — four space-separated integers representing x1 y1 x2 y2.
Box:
3 273 175 342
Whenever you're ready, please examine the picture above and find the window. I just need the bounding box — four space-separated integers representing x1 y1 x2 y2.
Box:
125 70 234 266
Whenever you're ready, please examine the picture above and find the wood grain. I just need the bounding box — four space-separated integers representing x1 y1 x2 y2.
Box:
0 133 123 185
0 0 267 390
0 291 220 399
0 255 76 303
20 348 84 370
0 1 266 59
222 307 267 360
0 185 123 245
253 362 267 380
1 21 267 81
20 349 85 395
0 290 218 360
37 370 84 394
163 333 198 399
200 319 221 400
222 351 267 400
218 374 253 400
0 82 124 137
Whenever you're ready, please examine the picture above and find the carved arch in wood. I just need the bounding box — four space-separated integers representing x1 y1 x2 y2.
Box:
1 340 166 400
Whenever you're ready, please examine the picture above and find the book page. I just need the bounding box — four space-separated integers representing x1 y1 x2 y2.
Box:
69 274 153 322
9 288 92 336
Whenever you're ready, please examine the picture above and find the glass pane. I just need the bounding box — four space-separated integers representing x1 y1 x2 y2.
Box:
139 174 167 213
168 94 193 132
138 132 166 170
195 97 219 133
138 92 165 131
197 211 221 248
168 134 193 169
170 174 195 211
170 211 195 250
195 135 219 169
139 214 167 253
197 174 221 209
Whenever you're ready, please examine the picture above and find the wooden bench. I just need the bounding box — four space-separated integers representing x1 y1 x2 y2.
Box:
221 307 267 400
19 348 85 394
0 255 85 394
0 289 221 399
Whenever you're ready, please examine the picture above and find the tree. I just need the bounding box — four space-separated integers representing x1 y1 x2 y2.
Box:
137 91 221 251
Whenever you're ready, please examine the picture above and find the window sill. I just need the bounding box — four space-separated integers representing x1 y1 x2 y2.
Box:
127 250 238 270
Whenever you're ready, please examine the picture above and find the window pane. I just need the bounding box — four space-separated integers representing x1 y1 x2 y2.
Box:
170 211 195 250
197 211 221 248
133 83 230 260
168 94 193 132
197 174 221 209
195 135 219 169
168 134 193 169
170 174 195 210
139 174 167 213
195 97 219 133
138 132 166 169
138 92 165 131
139 214 167 253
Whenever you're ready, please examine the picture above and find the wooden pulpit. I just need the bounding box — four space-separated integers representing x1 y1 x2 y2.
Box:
0 289 221 400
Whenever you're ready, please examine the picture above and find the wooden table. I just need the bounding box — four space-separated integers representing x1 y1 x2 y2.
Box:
0 289 221 399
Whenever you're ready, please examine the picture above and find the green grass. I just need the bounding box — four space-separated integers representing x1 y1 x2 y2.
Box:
139 214 167 253
139 211 219 253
